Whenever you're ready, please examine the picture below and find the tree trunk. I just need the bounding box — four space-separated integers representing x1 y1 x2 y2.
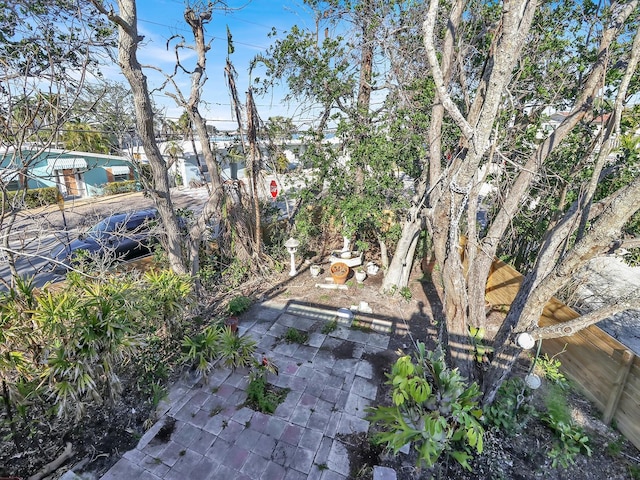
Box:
93 0 187 275
377 235 389 269
381 215 422 291
247 88 263 254
352 0 375 194
424 0 537 377
183 76 224 273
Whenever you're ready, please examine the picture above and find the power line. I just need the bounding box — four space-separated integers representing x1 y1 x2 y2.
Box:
136 9 274 51
163 0 277 31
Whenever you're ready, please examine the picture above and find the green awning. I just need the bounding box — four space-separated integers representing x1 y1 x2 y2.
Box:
47 158 87 170
106 165 131 175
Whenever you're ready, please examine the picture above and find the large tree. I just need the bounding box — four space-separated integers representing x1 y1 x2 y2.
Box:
90 0 270 281
384 0 640 403
163 2 266 274
259 0 640 403
0 0 114 287
72 80 138 154
255 0 422 262
89 0 189 275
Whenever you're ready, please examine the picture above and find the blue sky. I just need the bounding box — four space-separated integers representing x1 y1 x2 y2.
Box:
112 0 316 130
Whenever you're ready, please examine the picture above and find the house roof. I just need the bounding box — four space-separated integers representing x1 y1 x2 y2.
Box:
592 113 612 124
0 146 130 162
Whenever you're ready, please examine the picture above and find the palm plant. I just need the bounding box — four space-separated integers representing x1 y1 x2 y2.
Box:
37 281 142 419
181 325 221 380
142 270 193 331
218 326 256 369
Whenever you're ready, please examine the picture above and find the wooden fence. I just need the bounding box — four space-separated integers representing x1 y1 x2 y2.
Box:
485 260 640 450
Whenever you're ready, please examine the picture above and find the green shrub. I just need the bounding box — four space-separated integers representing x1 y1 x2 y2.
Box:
399 286 412 300
180 321 258 380
321 319 338 334
141 270 193 329
483 377 537 433
468 326 494 364
218 326 257 369
542 385 591 468
623 247 640 267
227 295 252 316
535 353 568 388
197 250 220 288
0 270 194 441
36 281 143 420
367 343 484 471
2 187 59 208
246 375 289 414
283 327 308 344
222 259 249 288
102 180 138 195
181 325 222 379
606 438 624 457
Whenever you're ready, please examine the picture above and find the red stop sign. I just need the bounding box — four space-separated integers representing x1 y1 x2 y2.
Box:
270 180 278 199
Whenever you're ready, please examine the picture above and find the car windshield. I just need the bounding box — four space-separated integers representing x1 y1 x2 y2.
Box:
85 212 155 239
87 217 121 238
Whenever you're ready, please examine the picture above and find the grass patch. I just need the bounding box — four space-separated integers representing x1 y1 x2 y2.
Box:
245 376 290 414
284 327 309 344
321 319 338 334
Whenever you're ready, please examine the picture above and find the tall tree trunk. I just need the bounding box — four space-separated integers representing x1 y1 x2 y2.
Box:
92 0 187 275
424 0 537 377
352 0 375 194
224 51 262 268
382 0 463 294
382 173 426 292
247 88 263 254
381 217 422 289
180 6 227 276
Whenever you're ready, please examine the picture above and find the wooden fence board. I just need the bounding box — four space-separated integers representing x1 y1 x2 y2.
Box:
622 363 640 396
485 259 640 450
615 392 640 447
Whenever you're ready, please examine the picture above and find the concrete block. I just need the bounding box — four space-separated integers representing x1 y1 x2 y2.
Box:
373 466 397 480
327 440 350 477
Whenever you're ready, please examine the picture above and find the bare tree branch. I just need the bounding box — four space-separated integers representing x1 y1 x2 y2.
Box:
533 296 640 339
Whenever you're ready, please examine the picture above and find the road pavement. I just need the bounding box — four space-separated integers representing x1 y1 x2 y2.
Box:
1 180 297 289
575 256 640 355
0 186 211 289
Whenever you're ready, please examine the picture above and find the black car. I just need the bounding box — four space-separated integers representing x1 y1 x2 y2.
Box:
50 209 159 274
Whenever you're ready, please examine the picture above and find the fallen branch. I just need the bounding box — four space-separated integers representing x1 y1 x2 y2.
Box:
27 442 73 480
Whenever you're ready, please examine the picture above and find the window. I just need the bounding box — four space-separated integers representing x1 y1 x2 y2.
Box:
1 169 21 191
125 212 157 233
107 165 132 182
5 179 20 191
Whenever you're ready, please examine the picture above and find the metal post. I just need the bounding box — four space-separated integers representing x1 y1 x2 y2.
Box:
57 191 71 253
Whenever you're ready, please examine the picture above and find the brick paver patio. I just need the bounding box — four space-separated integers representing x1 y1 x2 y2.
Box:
99 300 391 480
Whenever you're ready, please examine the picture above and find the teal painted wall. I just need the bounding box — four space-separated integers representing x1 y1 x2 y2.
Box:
2 149 137 196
